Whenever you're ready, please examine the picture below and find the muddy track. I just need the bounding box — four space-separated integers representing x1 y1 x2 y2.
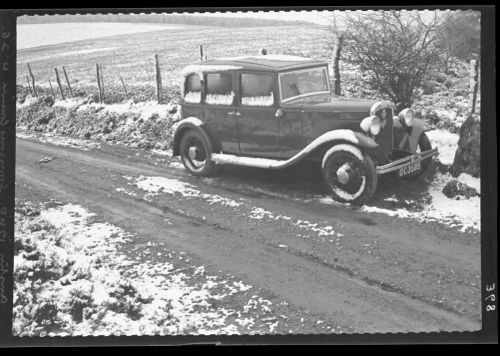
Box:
15 137 481 333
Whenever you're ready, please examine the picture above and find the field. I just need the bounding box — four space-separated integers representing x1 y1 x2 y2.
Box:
17 23 193 50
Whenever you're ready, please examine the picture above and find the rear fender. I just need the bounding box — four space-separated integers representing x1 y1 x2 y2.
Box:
171 117 220 156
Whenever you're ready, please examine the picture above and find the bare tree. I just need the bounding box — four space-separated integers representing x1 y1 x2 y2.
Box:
341 10 446 110
439 10 480 63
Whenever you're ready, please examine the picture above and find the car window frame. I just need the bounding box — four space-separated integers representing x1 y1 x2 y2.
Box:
278 65 331 103
203 71 236 107
237 71 277 109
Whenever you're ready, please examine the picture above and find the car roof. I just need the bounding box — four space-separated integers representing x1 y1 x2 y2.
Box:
189 55 326 72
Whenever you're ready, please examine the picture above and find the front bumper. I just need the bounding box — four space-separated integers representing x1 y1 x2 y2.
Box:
376 148 438 175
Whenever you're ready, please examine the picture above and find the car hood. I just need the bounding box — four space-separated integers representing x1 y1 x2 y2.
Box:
283 93 380 113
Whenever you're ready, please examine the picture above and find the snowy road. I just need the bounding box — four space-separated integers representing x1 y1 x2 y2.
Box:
15 136 481 333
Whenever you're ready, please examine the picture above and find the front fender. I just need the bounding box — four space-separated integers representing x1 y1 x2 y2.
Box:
171 117 220 156
278 129 384 168
393 117 432 153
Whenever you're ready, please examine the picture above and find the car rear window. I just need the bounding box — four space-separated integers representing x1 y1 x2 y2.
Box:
241 73 274 107
206 73 234 105
184 74 201 103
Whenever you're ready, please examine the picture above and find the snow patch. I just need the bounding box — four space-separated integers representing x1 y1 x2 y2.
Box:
218 55 312 62
181 65 242 78
248 207 342 239
205 92 235 106
128 176 242 208
184 91 201 104
457 173 480 192
241 92 274 107
362 172 480 232
426 129 459 166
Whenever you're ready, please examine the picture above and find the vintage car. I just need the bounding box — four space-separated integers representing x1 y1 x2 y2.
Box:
172 54 438 205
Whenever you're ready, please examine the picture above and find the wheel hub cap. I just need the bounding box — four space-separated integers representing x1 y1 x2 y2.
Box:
336 163 351 185
188 146 198 160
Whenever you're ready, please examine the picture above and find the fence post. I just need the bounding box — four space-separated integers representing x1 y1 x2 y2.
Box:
468 59 479 116
199 45 204 61
96 64 103 103
48 79 55 97
119 74 128 96
27 63 38 97
99 64 106 102
154 54 162 104
54 68 65 100
25 75 33 95
62 66 73 98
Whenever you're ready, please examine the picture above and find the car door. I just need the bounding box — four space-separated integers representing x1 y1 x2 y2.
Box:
235 71 281 159
277 104 306 159
201 71 239 154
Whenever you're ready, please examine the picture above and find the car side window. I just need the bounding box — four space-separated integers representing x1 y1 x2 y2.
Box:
184 74 202 104
206 73 234 105
241 73 274 107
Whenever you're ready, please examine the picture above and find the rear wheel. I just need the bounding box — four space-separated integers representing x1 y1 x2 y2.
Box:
322 144 377 206
402 132 433 179
179 130 216 176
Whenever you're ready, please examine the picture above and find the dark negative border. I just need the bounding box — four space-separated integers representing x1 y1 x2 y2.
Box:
0 5 497 346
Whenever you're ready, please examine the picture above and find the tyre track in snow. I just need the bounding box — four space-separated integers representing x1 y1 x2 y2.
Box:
15 137 481 333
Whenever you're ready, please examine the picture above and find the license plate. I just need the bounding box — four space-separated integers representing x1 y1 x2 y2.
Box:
398 161 421 177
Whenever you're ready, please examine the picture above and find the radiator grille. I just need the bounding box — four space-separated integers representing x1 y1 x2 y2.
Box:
374 108 393 155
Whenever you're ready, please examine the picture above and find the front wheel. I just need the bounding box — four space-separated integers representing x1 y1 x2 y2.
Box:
179 130 216 176
322 144 377 206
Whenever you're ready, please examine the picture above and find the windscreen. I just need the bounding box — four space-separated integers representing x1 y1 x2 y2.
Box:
279 66 330 102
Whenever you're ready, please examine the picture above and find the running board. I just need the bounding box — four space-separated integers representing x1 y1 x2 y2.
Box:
211 153 290 169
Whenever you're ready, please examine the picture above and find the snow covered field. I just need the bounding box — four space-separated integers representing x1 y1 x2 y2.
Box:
17 23 191 49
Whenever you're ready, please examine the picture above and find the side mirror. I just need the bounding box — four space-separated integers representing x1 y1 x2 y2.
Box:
275 109 284 118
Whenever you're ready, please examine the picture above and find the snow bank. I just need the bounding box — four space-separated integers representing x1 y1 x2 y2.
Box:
16 96 178 152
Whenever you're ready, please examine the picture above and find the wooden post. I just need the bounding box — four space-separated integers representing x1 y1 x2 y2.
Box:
54 68 65 100
27 63 38 97
48 79 55 97
199 45 204 61
332 34 344 96
99 64 106 101
62 66 73 98
96 64 103 103
154 54 162 104
468 59 479 116
25 75 33 95
119 74 128 96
